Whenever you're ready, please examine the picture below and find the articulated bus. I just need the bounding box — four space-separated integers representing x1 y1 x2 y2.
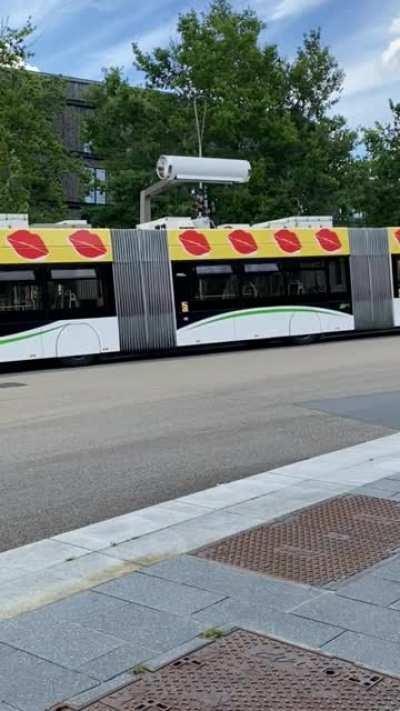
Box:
0 224 399 365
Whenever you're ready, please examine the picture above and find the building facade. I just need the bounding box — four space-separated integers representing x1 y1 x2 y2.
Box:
56 75 105 218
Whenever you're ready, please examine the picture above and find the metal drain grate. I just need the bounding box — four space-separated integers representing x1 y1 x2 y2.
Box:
195 495 400 585
0 382 26 389
79 630 400 710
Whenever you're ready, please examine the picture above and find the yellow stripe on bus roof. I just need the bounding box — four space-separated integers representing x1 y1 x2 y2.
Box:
167 227 350 260
0 228 112 264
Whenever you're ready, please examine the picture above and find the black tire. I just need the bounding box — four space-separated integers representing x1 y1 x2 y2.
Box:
60 354 95 367
290 334 320 346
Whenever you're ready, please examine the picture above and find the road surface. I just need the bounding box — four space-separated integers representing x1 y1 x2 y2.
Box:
1 335 399 552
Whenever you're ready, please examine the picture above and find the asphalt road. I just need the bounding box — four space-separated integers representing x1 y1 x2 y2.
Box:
1 335 400 553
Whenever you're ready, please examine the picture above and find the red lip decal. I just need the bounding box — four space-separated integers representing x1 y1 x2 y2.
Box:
394 229 400 244
315 228 342 252
274 229 301 253
228 230 258 255
179 230 211 256
7 230 49 260
69 230 108 259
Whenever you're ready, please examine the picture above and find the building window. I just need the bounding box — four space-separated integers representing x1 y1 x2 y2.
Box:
85 168 106 205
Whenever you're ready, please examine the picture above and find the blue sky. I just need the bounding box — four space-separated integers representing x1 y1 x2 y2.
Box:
2 0 400 129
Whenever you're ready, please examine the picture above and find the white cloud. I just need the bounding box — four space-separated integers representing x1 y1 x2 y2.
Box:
382 37 400 69
269 0 330 21
79 19 177 78
390 15 400 34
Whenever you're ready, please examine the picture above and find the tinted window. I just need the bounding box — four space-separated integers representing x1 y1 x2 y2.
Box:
329 260 347 293
48 267 105 314
284 264 328 297
193 265 239 304
242 263 285 299
0 268 43 313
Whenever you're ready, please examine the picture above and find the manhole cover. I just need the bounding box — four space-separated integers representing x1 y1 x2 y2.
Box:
78 631 400 710
195 495 400 585
0 382 26 389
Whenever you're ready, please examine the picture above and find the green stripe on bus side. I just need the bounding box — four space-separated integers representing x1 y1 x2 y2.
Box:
189 306 349 330
0 325 63 346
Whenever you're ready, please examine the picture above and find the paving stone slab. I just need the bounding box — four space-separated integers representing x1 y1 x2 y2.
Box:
322 631 400 677
54 501 211 552
102 511 255 564
144 555 322 611
0 650 96 711
79 644 153 681
192 598 341 647
371 557 400 583
177 474 300 510
336 575 400 606
0 538 87 576
295 593 400 643
94 570 226 615
22 591 128 626
79 601 203 653
0 555 137 621
356 482 400 498
0 615 123 669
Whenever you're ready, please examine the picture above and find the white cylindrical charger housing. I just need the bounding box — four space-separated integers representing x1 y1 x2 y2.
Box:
156 156 251 184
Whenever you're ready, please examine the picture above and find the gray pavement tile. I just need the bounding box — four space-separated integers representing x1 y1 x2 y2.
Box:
0 704 18 710
386 473 400 481
80 602 204 653
362 476 400 492
0 649 96 711
192 598 342 647
0 615 123 670
0 644 15 663
60 672 133 710
295 593 400 643
79 643 153 681
21 590 128 626
371 557 400 582
143 555 322 611
103 511 256 563
356 481 400 497
94 571 225 615
336 575 400 606
322 631 400 677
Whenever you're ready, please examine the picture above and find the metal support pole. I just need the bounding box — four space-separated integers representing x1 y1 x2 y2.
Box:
139 180 185 224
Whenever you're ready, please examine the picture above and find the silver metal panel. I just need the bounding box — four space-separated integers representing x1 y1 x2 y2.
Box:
349 229 393 329
111 229 176 352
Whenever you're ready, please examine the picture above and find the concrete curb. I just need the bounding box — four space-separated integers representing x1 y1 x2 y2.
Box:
2 432 400 620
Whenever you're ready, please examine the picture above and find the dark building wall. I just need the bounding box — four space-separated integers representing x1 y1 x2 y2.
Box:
51 74 105 218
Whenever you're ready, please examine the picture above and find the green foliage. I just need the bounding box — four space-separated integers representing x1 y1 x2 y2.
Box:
0 19 34 68
87 1 358 227
359 101 400 227
0 21 88 221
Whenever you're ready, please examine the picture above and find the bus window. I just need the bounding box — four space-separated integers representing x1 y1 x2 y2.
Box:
329 259 348 293
0 269 43 314
193 265 239 305
47 267 106 316
241 263 285 299
284 262 328 297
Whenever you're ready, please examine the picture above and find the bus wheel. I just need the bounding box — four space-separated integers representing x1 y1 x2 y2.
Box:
60 354 95 367
290 334 320 346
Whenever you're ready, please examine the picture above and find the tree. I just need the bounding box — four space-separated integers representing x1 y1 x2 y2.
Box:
0 20 88 221
87 1 357 226
357 101 400 226
0 18 34 68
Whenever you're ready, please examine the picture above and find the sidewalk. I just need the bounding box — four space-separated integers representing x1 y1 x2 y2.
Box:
3 434 400 709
